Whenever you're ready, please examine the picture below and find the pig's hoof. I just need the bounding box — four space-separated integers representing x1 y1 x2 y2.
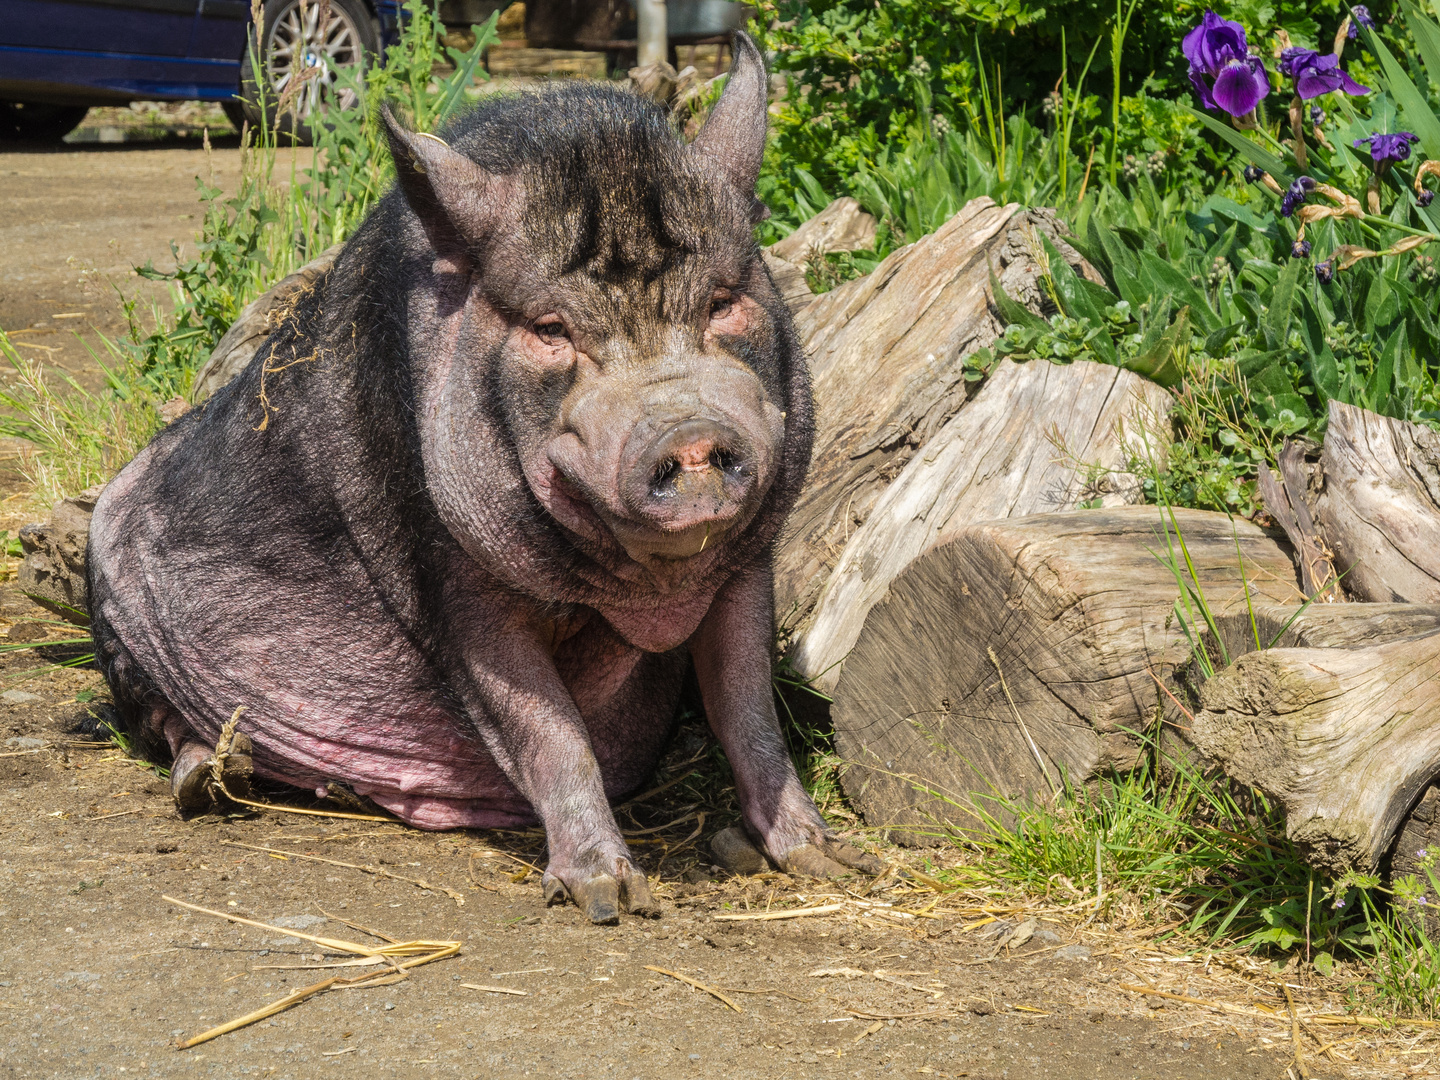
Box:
170 732 254 810
711 826 770 876
779 838 885 880
542 862 659 924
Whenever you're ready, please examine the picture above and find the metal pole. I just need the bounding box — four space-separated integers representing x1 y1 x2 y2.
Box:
636 0 668 68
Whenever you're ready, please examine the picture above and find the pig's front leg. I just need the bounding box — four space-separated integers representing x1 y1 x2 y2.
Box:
453 591 657 924
691 565 882 878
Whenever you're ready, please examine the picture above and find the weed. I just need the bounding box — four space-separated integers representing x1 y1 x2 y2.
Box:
0 330 163 508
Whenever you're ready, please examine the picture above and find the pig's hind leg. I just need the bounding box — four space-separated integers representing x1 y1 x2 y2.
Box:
91 606 253 810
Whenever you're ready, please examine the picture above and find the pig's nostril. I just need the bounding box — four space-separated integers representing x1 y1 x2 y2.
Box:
651 457 682 491
709 448 737 472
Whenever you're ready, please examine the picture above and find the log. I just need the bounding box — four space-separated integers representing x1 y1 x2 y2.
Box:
1256 441 1342 601
1390 784 1440 940
769 197 877 263
1193 623 1440 874
190 245 341 404
828 507 1303 841
17 485 102 624
773 198 1101 644
1312 400 1440 602
761 250 814 315
788 357 1172 694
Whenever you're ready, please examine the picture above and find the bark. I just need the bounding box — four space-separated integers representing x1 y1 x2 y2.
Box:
789 357 1172 695
1193 623 1440 874
1256 440 1342 601
828 507 1303 842
1312 400 1440 602
773 198 1103 645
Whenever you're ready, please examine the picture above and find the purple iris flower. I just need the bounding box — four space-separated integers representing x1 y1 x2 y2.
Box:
1281 176 1317 217
1292 239 1312 258
1421 190 1436 207
1350 5 1374 38
1316 261 1336 284
1354 131 1420 165
1184 11 1272 116
1278 47 1369 99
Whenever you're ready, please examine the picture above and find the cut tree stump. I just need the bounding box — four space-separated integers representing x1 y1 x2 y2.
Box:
774 197 1102 645
829 507 1303 842
1312 400 1440 603
788 358 1171 694
1193 622 1440 874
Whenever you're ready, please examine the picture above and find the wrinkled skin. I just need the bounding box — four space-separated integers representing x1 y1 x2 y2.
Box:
86 34 879 924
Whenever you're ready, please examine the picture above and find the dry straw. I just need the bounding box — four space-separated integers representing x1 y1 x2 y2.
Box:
162 896 459 1048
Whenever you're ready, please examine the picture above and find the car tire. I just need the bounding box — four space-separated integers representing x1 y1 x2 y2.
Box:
0 102 90 142
220 99 248 134
238 0 378 146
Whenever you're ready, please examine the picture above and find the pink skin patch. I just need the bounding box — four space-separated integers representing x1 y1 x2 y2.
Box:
673 437 718 471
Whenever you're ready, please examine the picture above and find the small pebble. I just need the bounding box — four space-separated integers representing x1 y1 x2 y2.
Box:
1 691 40 705
384 1002 395 1011
1054 944 1092 960
688 1054 700 1061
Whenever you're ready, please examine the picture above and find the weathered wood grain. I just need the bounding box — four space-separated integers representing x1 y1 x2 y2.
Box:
829 507 1302 842
773 198 1099 643
1193 627 1440 873
789 358 1171 694
1313 400 1440 602
769 197 877 263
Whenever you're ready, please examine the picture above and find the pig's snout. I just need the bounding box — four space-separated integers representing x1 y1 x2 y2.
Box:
623 418 756 536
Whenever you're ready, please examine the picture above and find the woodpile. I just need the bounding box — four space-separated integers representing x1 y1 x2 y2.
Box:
771 197 1440 876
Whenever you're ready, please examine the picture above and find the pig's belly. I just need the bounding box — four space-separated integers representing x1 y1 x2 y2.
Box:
150 618 538 829
91 559 533 829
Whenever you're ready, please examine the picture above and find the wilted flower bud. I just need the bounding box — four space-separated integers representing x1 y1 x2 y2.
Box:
1420 189 1435 207
1281 175 1317 216
907 57 931 79
1310 104 1325 124
1243 164 1266 183
1042 90 1062 118
1350 5 1374 38
1316 261 1335 284
1354 131 1420 166
1146 150 1167 177
1292 239 1312 258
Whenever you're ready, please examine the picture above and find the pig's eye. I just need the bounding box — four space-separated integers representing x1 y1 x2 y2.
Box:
533 318 569 345
709 296 735 319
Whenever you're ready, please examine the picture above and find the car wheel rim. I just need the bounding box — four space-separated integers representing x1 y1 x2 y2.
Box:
265 0 363 121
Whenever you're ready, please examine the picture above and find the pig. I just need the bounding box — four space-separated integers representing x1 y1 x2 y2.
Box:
86 33 879 923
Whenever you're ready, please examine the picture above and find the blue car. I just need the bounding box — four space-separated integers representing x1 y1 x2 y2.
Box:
0 0 414 141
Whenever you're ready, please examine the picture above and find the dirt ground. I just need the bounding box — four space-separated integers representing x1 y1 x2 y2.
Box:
0 122 1422 1080
0 628 1330 1080
0 116 266 394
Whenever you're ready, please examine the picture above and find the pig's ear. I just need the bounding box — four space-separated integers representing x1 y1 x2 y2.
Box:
689 32 769 206
382 106 515 270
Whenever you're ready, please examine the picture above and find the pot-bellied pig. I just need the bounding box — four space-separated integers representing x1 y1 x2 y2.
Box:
86 33 878 923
